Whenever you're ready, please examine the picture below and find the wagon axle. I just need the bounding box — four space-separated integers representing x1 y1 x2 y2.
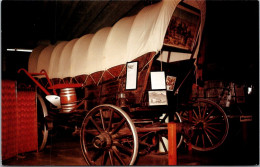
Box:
93 132 112 149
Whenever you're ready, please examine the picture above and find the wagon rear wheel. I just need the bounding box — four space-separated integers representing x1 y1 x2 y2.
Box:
156 112 184 153
179 99 229 151
37 94 48 151
80 104 138 165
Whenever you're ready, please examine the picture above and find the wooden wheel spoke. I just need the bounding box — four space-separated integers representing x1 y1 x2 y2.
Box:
99 109 106 130
107 110 114 132
84 129 99 136
108 150 114 165
92 150 103 162
158 134 168 152
113 142 133 155
205 115 220 123
181 116 189 121
111 118 126 134
195 135 199 146
204 129 214 146
207 122 224 125
139 132 150 141
205 128 219 140
202 105 207 119
202 134 205 148
204 109 214 120
112 146 126 165
85 143 95 150
192 109 199 120
206 125 221 132
198 105 202 119
101 150 108 165
181 113 196 122
90 116 103 133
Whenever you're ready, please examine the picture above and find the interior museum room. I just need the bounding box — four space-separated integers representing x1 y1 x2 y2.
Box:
1 0 259 165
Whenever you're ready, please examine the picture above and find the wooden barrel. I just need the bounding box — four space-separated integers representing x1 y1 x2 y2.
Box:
60 88 77 113
61 103 77 113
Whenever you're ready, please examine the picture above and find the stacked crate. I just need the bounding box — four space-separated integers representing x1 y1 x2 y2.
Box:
191 83 205 100
2 80 18 160
191 80 246 108
16 91 38 154
234 84 246 103
2 80 38 160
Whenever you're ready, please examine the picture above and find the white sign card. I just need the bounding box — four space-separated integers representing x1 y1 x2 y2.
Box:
148 90 168 106
150 71 166 90
125 62 138 90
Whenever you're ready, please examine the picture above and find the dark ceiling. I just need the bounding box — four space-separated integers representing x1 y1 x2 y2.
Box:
2 0 160 49
1 0 259 83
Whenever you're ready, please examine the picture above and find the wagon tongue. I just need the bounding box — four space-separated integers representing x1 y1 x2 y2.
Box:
45 95 61 108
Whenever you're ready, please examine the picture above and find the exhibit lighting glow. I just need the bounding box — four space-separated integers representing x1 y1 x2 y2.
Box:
6 48 15 51
7 48 33 52
248 86 253 95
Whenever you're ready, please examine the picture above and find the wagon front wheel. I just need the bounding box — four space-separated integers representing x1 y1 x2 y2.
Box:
80 104 138 165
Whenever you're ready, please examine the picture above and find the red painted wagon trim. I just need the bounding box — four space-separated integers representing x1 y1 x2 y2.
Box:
47 83 83 89
18 68 52 95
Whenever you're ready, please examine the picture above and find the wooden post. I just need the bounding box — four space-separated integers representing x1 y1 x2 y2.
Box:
168 122 177 165
242 122 248 145
188 109 193 153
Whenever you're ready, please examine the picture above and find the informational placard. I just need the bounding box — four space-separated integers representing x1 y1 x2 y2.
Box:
150 71 166 90
125 62 138 90
148 90 168 106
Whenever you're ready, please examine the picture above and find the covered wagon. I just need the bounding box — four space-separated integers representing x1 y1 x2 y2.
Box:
18 0 229 165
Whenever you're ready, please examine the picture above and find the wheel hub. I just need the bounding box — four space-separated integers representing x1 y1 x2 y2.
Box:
92 132 112 149
195 121 204 130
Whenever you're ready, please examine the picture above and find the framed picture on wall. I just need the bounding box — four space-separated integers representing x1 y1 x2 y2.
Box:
150 71 166 90
164 3 201 51
148 90 168 106
166 75 177 91
125 61 138 90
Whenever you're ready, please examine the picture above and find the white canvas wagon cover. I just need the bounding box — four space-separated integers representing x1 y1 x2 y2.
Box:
28 0 206 79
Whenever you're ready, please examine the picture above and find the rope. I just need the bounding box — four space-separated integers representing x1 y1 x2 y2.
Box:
44 81 49 88
89 74 96 85
97 70 106 86
174 65 194 95
73 77 79 84
140 53 156 74
83 75 89 85
106 69 116 78
117 64 126 80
